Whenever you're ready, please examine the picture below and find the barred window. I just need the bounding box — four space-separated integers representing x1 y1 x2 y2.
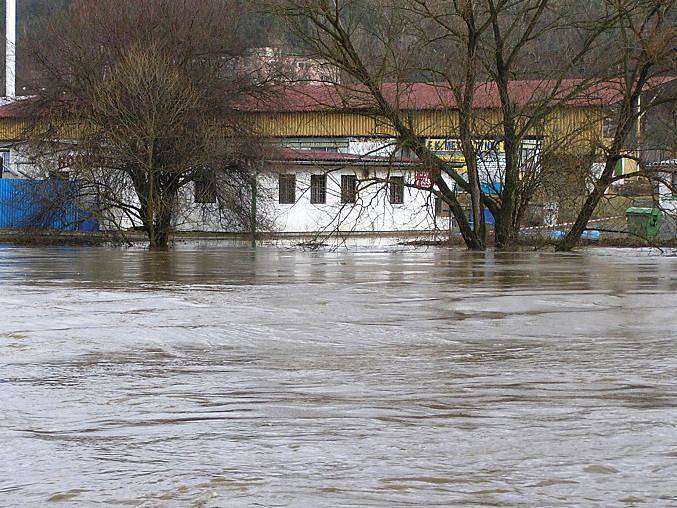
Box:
341 174 357 203
310 174 326 204
389 176 405 204
279 174 296 204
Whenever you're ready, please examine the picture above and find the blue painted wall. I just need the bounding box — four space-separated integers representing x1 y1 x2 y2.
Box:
0 178 97 231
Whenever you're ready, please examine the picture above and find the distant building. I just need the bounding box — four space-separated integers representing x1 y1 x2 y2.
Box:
0 79 666 236
237 47 341 85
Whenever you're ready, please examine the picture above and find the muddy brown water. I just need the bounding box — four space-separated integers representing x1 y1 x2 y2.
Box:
1 246 676 506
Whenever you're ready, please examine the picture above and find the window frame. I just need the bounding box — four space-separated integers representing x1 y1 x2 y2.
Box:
0 150 9 179
435 197 451 217
341 174 358 204
310 174 327 204
389 176 405 205
279 173 297 204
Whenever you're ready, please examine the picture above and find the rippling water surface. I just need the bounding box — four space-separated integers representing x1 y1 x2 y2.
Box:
1 245 676 506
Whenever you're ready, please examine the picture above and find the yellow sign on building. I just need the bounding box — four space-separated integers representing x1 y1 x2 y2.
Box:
425 138 506 177
426 138 505 162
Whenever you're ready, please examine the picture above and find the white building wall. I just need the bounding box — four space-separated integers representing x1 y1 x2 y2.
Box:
347 139 399 158
658 171 677 214
1 142 455 236
0 145 34 178
262 166 449 234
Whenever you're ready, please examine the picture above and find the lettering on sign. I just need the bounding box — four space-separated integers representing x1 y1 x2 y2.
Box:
425 138 505 162
414 171 431 187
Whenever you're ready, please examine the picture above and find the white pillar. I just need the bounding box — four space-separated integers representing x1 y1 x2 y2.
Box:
6 0 16 98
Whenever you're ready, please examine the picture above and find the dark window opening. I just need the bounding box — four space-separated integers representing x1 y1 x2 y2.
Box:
310 174 326 204
435 197 450 217
194 169 217 204
279 173 296 204
672 172 677 197
389 176 405 204
341 174 357 203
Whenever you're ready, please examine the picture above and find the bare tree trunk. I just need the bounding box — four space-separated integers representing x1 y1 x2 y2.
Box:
135 170 175 251
459 1 486 247
558 67 653 251
148 210 172 250
495 139 519 249
436 175 484 250
556 157 619 252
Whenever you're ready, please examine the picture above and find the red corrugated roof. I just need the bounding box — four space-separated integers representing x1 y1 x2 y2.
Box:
0 98 34 119
239 78 675 112
1 77 673 118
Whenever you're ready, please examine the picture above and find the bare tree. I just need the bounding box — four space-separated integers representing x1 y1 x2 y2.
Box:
19 0 271 249
274 0 625 250
557 0 676 250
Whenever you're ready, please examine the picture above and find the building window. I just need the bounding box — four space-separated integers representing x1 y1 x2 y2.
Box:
283 138 349 152
279 173 296 204
672 172 677 197
602 118 617 138
0 150 9 179
389 176 405 204
341 174 357 203
520 148 537 169
310 147 339 153
435 197 450 217
194 169 216 204
310 174 326 204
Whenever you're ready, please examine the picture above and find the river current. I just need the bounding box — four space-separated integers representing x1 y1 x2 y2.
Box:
1 246 676 506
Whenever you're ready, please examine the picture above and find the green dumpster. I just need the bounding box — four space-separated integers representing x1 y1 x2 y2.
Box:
625 207 663 239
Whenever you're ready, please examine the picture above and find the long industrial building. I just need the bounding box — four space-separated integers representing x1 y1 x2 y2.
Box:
0 79 617 235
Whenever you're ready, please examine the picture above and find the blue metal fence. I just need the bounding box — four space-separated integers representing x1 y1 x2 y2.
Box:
0 178 97 231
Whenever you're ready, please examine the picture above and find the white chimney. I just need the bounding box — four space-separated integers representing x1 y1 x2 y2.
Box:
6 0 16 98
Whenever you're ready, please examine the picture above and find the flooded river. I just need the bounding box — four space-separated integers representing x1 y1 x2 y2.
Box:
1 245 676 506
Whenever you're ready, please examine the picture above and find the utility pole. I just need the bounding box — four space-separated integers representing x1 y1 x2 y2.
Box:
5 0 16 99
